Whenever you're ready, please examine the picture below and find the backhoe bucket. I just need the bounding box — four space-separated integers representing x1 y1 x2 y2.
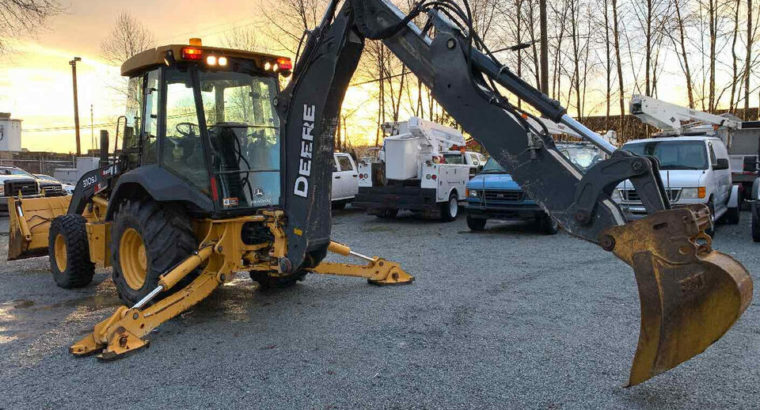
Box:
7 196 71 261
602 204 752 386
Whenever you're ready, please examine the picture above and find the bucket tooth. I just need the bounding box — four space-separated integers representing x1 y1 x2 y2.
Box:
601 204 752 386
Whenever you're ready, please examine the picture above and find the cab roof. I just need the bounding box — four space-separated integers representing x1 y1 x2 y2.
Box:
120 44 290 77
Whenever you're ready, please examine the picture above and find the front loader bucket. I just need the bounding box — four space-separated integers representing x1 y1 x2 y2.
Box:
7 196 71 261
602 204 752 386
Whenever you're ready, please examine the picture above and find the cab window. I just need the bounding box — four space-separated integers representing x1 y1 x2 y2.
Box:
337 155 354 171
142 69 159 165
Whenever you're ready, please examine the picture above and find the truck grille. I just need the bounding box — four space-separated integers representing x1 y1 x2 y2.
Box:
40 183 64 196
4 181 38 197
484 190 523 201
623 189 680 202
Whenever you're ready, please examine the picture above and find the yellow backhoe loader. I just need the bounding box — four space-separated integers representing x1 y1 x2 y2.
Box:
7 0 752 387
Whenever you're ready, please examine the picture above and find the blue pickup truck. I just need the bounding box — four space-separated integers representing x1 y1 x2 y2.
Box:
465 158 558 234
466 143 604 233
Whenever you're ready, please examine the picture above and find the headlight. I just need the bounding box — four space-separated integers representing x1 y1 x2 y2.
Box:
680 187 706 199
468 189 479 198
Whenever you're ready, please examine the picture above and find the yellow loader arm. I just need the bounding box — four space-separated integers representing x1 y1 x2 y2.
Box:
7 196 71 261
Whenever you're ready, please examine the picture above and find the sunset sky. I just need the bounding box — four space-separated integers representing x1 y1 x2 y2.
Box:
0 0 752 153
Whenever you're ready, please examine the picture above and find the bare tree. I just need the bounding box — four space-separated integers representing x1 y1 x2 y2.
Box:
222 26 260 51
611 0 625 134
0 0 61 52
100 12 155 67
668 0 696 108
744 0 755 118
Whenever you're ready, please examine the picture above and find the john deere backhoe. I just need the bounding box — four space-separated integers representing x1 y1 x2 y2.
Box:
7 0 753 386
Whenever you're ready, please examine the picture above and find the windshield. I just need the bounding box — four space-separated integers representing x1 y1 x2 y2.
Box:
1 168 34 177
161 67 281 210
443 153 464 164
623 140 708 170
480 158 506 173
557 145 604 172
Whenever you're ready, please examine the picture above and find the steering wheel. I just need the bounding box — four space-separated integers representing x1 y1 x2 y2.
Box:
175 122 198 137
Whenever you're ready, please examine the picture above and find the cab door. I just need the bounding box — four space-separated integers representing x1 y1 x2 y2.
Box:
333 153 358 200
709 141 732 206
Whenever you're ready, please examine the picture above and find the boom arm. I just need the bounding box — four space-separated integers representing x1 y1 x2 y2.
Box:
630 94 743 134
277 0 752 386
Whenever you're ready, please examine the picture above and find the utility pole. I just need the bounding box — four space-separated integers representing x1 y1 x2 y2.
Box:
90 104 94 153
539 0 549 95
69 57 82 156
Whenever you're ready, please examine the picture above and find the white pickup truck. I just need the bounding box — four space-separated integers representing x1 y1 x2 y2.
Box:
612 135 740 234
354 117 479 221
331 152 359 209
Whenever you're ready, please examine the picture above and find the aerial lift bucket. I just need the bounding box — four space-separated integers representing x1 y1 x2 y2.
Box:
601 205 753 386
7 196 71 261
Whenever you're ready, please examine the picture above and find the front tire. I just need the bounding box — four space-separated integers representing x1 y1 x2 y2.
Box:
725 205 740 225
752 203 760 242
48 215 95 289
441 192 459 222
466 215 487 231
537 213 559 235
111 199 199 306
706 198 716 237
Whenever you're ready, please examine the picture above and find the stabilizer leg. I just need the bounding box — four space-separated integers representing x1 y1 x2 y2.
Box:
309 241 414 285
71 247 221 360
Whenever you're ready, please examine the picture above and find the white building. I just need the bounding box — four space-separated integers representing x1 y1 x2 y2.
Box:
0 113 22 152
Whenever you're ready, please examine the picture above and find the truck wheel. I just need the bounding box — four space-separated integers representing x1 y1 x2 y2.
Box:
48 215 95 289
376 208 398 219
466 215 487 231
249 271 307 290
706 199 716 237
111 199 199 306
752 203 760 242
537 213 559 235
725 204 740 225
441 192 459 222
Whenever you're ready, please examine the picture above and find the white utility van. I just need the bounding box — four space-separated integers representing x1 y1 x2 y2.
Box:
612 136 740 234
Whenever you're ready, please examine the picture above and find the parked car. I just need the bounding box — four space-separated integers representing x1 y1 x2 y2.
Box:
612 136 740 235
332 152 359 209
465 143 604 233
0 166 41 212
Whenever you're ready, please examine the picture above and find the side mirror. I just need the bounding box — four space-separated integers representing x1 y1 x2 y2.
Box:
714 158 729 170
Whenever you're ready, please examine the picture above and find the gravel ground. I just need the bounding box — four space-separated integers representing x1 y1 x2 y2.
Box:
0 207 759 409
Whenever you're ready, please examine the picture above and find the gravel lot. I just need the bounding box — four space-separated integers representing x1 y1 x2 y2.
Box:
0 208 759 409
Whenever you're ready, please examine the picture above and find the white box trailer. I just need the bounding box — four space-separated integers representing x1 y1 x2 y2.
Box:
354 117 483 221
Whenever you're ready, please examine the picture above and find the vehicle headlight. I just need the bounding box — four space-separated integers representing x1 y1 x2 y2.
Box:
680 187 706 199
468 189 479 198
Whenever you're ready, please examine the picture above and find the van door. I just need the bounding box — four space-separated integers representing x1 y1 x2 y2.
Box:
709 141 731 206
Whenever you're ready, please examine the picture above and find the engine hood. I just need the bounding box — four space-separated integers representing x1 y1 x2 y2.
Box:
467 173 522 191
616 169 707 190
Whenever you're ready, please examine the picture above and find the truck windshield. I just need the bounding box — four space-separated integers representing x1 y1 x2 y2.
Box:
443 153 464 164
622 140 708 170
480 158 506 173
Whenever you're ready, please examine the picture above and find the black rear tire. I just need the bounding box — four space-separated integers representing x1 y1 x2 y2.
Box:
111 199 199 306
466 215 487 231
440 192 459 222
48 214 95 289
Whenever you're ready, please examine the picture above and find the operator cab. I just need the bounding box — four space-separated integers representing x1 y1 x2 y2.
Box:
120 39 293 215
